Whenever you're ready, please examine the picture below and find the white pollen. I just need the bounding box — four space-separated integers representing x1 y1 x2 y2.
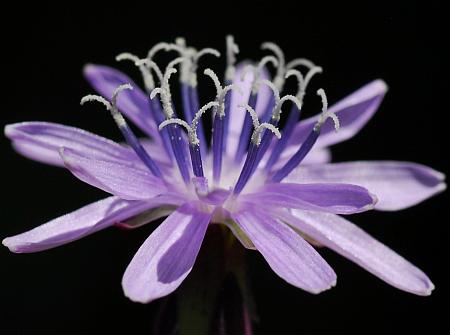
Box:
147 42 172 60
225 35 239 81
272 95 302 122
238 104 260 130
204 68 242 117
261 42 286 90
242 56 278 94
252 122 281 146
80 85 132 131
286 58 317 70
116 53 156 91
80 95 111 110
315 88 340 132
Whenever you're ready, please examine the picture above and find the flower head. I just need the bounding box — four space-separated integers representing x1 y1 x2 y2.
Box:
3 36 445 303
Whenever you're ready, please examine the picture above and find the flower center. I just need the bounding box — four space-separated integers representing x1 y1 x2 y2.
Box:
83 37 340 206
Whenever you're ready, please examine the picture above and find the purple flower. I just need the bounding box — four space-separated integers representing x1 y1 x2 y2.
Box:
3 36 445 303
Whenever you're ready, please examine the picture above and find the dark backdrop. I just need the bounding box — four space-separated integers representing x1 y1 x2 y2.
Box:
1 1 448 334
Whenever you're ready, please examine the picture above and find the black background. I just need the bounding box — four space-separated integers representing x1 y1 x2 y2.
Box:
1 1 448 334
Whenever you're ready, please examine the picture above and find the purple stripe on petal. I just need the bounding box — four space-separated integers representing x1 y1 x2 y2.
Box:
2 196 176 253
122 203 212 303
60 147 168 200
279 210 434 296
287 80 388 149
285 161 446 211
83 64 159 139
241 183 377 214
5 122 138 167
232 209 336 294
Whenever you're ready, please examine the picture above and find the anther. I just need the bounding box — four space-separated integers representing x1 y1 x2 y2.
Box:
242 56 278 94
270 88 339 183
135 59 164 84
204 68 242 117
147 42 173 60
225 35 239 82
252 123 281 146
189 48 220 87
116 53 156 91
286 58 317 71
261 42 286 90
150 60 182 119
159 101 219 146
285 66 323 106
272 95 302 122
315 88 340 132
80 84 163 178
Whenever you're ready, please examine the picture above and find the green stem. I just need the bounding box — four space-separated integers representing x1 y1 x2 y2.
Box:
176 225 256 335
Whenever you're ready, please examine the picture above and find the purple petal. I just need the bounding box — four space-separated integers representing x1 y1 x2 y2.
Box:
60 147 168 200
226 62 271 157
287 80 388 149
122 203 212 303
285 161 446 211
2 196 176 253
5 122 139 167
241 183 377 214
232 209 336 294
279 210 434 295
83 64 159 138
262 146 332 171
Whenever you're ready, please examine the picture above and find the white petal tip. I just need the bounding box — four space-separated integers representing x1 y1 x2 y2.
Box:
4 124 16 138
373 79 389 93
2 238 19 253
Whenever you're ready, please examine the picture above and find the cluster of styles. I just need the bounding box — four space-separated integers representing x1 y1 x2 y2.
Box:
3 36 445 303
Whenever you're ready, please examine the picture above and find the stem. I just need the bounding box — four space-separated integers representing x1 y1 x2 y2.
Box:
177 225 256 335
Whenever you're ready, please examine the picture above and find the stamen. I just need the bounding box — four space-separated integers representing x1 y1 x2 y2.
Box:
159 118 191 133
116 53 156 91
204 68 242 183
264 67 322 172
270 88 339 183
189 47 220 87
271 94 302 122
150 61 192 183
80 84 162 178
257 79 280 106
159 101 218 177
159 101 218 145
223 36 240 152
193 48 221 63
261 42 286 90
239 104 260 130
147 42 172 60
233 104 282 195
285 66 322 105
251 123 281 146
204 68 222 95
315 88 340 131
204 68 242 117
80 95 111 110
286 58 317 70
225 35 239 82
190 101 220 145
242 56 278 94
150 60 182 119
249 92 301 177
135 59 164 84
